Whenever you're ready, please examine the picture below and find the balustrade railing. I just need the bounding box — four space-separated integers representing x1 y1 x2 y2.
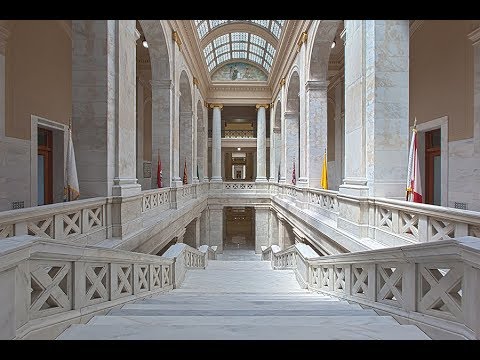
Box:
223 182 255 191
264 237 480 339
0 198 107 245
372 197 480 244
0 236 174 339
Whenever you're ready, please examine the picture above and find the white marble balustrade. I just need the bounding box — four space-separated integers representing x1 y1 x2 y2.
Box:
264 237 480 340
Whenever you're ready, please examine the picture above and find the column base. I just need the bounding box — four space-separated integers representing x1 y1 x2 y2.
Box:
112 179 141 197
171 178 183 187
192 177 199 184
297 177 309 188
279 177 286 184
255 177 268 183
338 179 370 239
210 176 223 183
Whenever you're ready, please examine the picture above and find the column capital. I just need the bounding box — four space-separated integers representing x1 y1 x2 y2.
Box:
296 31 308 53
193 76 199 87
0 25 10 55
280 77 286 87
172 30 182 47
209 103 223 109
150 79 174 90
468 26 480 46
305 80 329 91
255 104 269 109
276 212 286 222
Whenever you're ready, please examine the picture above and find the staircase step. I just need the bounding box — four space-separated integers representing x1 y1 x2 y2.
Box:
106 308 380 317
58 323 429 340
121 302 363 311
89 315 399 326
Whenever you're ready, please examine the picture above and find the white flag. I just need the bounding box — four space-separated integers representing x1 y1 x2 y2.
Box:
64 127 80 201
406 124 422 203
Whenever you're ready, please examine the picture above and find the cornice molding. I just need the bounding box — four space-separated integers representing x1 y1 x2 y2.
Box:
468 26 480 46
410 20 424 38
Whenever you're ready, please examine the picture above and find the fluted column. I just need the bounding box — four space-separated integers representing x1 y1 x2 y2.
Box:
256 104 268 182
210 104 223 182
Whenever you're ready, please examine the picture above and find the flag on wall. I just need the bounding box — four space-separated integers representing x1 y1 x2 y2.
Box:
157 151 162 188
406 119 423 203
321 149 328 190
292 160 296 185
183 158 188 185
64 124 80 201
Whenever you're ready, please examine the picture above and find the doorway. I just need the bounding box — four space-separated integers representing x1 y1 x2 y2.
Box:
37 127 53 205
425 128 441 205
224 206 255 250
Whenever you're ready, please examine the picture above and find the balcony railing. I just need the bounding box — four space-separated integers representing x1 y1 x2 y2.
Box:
208 130 259 138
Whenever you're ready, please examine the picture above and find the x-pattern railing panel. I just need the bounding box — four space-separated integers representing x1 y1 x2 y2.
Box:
86 207 103 230
377 263 404 308
399 211 419 241
85 264 108 304
352 266 369 297
0 224 14 239
430 218 455 242
378 207 393 231
29 261 72 319
63 211 81 237
334 266 345 293
28 217 54 239
418 263 463 322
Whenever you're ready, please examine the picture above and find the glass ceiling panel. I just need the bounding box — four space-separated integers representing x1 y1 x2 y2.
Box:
194 20 285 39
201 30 278 74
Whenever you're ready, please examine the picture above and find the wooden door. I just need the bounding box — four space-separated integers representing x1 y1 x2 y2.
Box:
425 128 441 205
38 128 53 205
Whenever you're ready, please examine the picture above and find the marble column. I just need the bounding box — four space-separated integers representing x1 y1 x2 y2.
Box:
210 104 223 182
333 78 345 191
341 20 409 199
151 79 173 188
277 213 286 249
73 20 140 198
470 28 480 154
284 111 299 185
272 127 281 182
256 104 268 182
298 40 308 187
0 25 8 138
255 206 269 253
179 110 193 184
304 80 329 188
136 76 145 189
268 208 279 246
209 205 224 252
200 208 209 246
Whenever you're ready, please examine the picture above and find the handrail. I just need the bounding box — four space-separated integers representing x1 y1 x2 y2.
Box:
265 236 480 339
0 235 176 339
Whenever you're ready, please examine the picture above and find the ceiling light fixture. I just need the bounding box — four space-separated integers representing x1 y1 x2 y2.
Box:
331 40 336 49
142 37 148 48
237 147 241 151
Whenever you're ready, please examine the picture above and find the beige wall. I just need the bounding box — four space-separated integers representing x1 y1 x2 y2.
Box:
5 20 72 140
410 20 480 141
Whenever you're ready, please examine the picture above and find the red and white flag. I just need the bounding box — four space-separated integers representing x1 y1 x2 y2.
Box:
157 151 162 188
406 123 422 203
292 160 296 185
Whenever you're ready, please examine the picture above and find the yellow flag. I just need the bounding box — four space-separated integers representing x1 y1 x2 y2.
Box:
321 150 328 190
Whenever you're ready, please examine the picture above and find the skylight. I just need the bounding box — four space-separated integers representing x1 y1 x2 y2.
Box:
194 20 285 40
202 31 276 73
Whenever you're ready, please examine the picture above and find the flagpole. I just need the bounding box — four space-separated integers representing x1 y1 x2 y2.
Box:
66 118 72 202
406 117 417 201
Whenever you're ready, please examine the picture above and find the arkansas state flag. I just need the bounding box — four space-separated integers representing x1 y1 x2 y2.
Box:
406 126 423 203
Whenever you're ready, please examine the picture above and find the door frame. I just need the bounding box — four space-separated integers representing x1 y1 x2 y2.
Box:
412 115 448 207
30 115 68 206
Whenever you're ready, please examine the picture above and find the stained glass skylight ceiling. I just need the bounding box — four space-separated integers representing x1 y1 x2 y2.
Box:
202 32 277 73
194 20 285 39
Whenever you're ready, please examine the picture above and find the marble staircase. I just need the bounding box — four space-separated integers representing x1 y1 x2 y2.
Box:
57 259 430 340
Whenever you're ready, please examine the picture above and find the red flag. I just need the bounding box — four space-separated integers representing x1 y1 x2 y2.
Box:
183 158 188 185
157 153 162 188
406 122 422 203
292 160 296 185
